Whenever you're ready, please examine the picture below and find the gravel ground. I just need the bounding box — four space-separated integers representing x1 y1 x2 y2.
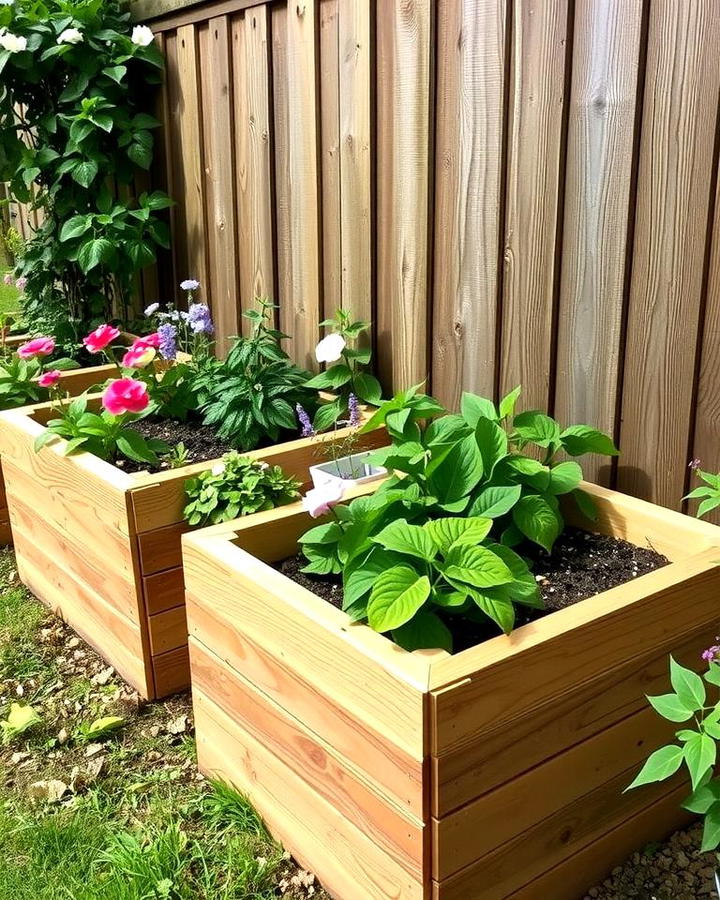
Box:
586 823 718 898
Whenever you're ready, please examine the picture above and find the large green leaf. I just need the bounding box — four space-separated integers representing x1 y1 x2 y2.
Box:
548 461 583 495
354 373 383 405
59 214 91 242
367 567 431 632
305 365 352 390
78 237 113 273
442 544 514 589
647 693 695 723
701 802 720 851
670 656 706 711
684 733 716 790
463 586 515 634
424 517 492 554
475 416 508 476
427 434 483 503
392 611 453 653
343 547 400 609
512 494 561 552
625 744 684 791
461 392 497 426
513 410 560 448
72 159 99 188
560 425 619 457
372 519 438 562
468 485 522 519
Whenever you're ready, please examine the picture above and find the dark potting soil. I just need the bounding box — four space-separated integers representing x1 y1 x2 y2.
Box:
120 416 236 474
277 528 669 653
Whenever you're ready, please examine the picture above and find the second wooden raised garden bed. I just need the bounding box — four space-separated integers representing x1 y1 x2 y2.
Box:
0 397 387 699
182 482 720 900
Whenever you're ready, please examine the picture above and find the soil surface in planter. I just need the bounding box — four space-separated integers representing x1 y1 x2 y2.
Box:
122 416 236 474
278 528 669 653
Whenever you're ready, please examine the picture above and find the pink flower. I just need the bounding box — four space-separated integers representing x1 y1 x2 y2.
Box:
83 324 121 354
38 370 62 388
135 332 161 349
3 273 14 286
17 336 55 359
102 378 150 416
122 344 156 369
15 276 27 292
302 482 345 518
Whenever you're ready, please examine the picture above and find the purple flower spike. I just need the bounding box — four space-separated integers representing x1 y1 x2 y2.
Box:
158 323 178 360
296 403 315 438
348 393 361 429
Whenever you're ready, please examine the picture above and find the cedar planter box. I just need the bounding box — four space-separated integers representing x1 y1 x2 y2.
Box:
182 482 720 900
0 361 134 546
0 397 387 700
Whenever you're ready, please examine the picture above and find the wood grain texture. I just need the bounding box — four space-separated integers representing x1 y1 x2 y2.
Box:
148 604 187 655
271 3 290 333
199 16 239 356
152 645 190 697
499 0 567 410
166 25 208 294
376 0 432 390
194 688 426 899
143 567 185 616
617 1 720 506
281 0 322 369
431 0 505 408
319 0 342 319
234 6 275 331
339 0 372 328
554 0 643 484
190 637 425 876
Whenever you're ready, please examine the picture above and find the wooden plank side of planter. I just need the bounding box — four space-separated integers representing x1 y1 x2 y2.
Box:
190 637 426 877
152 645 190 698
148 604 187 655
429 623 711 815
127 423 389 533
431 703 679 879
143 567 185 615
186 589 425 819
432 782 689 900
12 526 150 697
193 687 427 900
136 522 188 575
430 547 720 755
183 532 430 759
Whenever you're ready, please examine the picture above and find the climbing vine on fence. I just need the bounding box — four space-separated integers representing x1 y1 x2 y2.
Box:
0 0 171 349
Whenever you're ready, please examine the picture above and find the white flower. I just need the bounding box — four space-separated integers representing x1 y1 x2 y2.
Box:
211 463 225 476
0 30 27 53
144 302 159 317
57 28 83 45
315 333 346 364
131 25 154 47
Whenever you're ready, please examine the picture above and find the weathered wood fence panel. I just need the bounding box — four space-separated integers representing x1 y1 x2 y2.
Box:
8 0 720 518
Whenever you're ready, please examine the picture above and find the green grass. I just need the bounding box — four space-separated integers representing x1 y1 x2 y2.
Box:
0 547 313 900
0 268 20 319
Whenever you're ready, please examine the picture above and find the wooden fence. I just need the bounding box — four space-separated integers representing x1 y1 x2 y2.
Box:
9 0 720 519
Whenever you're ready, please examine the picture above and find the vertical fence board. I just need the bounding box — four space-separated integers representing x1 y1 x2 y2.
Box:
431 0 506 410
283 0 322 370
499 0 567 411
554 0 643 484
376 0 432 391
167 25 209 296
617 1 720 507
200 17 239 356
339 0 372 331
319 0 342 320
271 3 290 336
235 6 276 333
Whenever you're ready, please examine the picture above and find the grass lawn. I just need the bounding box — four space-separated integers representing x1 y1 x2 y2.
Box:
0 548 325 900
0 269 21 320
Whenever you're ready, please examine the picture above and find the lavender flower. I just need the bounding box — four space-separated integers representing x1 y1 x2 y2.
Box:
158 323 178 360
145 302 160 317
689 458 702 471
348 393 361 428
296 404 315 438
180 279 200 292
15 276 26 292
3 273 13 286
702 645 720 663
187 303 214 335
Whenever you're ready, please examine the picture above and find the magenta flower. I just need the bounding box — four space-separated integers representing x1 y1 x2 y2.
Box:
702 645 720 663
38 370 61 388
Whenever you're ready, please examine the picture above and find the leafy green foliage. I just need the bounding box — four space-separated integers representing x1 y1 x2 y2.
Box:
183 452 301 527
198 299 318 451
0 0 170 348
0 353 78 409
685 467 720 519
305 308 382 427
628 654 720 852
34 395 167 466
300 385 617 651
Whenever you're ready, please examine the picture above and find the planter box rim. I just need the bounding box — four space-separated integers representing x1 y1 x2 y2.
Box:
182 479 720 692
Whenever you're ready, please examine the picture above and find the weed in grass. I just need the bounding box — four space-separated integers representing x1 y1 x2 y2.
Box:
202 779 268 838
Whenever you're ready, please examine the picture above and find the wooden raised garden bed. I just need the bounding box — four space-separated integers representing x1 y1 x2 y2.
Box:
182 482 720 900
0 362 133 546
0 397 387 700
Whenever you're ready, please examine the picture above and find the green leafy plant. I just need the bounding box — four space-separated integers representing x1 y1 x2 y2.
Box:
35 394 168 467
685 464 720 519
626 652 720 851
197 299 318 451
0 0 170 347
74 714 125 744
304 309 382 430
300 384 618 650
0 349 77 408
184 452 301 527
163 442 190 470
